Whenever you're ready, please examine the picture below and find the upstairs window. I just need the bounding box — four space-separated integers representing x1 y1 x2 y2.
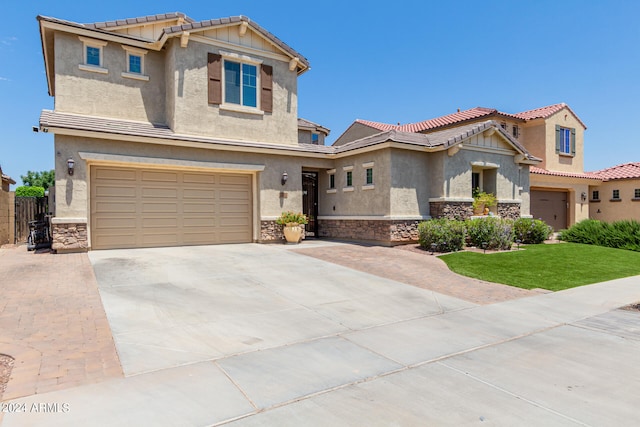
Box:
208 53 272 113
366 168 373 185
122 46 149 81
224 61 257 108
346 171 353 187
79 37 108 73
512 125 519 139
556 125 575 156
87 46 101 66
312 133 319 144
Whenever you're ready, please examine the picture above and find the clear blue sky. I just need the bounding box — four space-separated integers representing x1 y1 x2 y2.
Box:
1 1 638 185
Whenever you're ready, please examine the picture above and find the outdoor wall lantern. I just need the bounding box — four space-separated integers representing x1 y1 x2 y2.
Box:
67 158 75 176
281 171 288 185
581 192 587 202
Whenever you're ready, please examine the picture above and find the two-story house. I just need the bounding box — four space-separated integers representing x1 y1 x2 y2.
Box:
38 12 540 251
336 103 603 230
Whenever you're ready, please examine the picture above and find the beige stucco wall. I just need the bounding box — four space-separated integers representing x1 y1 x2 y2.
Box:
522 109 585 173
333 123 382 146
53 135 333 226
54 32 167 124
436 144 527 200
389 149 430 217
167 39 299 145
298 129 326 145
530 174 592 226
319 149 391 217
589 179 640 222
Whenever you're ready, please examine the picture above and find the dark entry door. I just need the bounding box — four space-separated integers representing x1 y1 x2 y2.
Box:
302 172 318 236
530 190 568 231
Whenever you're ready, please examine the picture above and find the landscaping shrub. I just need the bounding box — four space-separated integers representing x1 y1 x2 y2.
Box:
561 219 640 252
418 219 466 253
15 186 45 198
512 218 552 244
466 217 513 250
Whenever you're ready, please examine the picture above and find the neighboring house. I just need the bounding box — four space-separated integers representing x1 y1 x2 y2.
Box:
336 103 601 230
0 166 16 245
37 12 539 251
588 163 640 222
298 118 329 145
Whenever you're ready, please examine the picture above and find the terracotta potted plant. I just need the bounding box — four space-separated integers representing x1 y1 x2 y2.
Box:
276 211 308 244
472 189 497 215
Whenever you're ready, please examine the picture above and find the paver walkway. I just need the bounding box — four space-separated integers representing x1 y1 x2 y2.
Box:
0 246 122 404
293 243 535 304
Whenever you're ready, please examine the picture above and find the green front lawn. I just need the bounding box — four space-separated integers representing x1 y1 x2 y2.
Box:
439 243 640 291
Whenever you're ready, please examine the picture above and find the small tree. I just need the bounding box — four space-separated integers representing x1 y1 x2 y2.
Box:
21 170 55 190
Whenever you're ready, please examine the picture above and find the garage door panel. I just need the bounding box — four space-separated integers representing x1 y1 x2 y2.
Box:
219 175 250 186
141 202 178 213
95 217 136 229
183 189 215 199
95 201 137 213
91 166 252 249
141 171 178 182
94 168 136 181
220 217 250 226
94 185 137 198
142 187 178 198
183 174 216 184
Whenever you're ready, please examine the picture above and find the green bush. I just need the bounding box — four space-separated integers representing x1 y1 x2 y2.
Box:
561 219 640 252
513 218 552 244
15 186 45 197
466 217 513 250
275 211 308 226
418 219 466 253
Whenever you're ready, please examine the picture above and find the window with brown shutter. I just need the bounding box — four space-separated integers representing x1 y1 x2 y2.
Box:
207 53 222 105
261 65 273 113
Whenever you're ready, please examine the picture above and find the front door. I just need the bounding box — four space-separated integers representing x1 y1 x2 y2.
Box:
302 172 318 236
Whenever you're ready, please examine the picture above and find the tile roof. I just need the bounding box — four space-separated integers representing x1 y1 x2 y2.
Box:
83 12 193 30
298 118 330 135
336 120 539 161
163 15 309 68
39 111 537 162
513 103 587 129
1 174 16 184
530 167 601 180
38 13 309 69
354 103 586 135
354 119 398 132
590 162 640 181
39 110 333 154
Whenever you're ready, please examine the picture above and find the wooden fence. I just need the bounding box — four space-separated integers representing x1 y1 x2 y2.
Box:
14 197 48 243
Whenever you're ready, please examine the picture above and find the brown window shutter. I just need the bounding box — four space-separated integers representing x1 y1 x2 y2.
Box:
261 64 273 113
208 53 222 105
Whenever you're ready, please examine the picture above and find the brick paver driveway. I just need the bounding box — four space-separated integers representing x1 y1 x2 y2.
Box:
293 243 535 305
0 246 122 402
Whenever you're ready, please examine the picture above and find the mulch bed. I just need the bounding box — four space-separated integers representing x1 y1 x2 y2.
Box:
0 354 14 400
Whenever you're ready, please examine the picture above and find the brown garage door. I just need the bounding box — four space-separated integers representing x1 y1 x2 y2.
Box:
530 190 567 231
90 166 252 249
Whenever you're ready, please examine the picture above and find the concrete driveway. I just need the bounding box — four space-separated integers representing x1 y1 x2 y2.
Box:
3 241 640 426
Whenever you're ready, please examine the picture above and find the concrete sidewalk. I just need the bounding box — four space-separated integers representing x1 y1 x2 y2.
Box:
2 243 639 426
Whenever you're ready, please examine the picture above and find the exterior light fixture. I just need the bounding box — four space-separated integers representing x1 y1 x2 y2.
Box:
581 192 587 202
67 158 75 176
281 171 288 185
